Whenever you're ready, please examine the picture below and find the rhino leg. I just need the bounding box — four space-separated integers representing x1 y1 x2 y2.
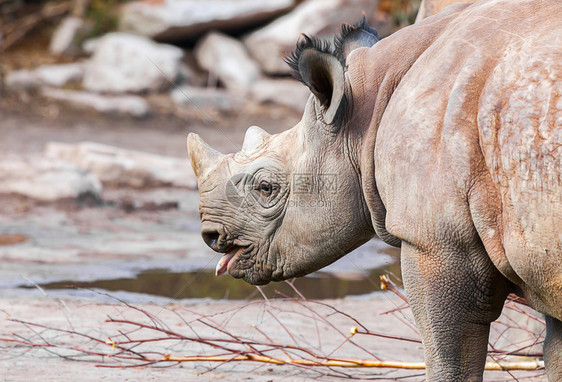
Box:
400 242 510 381
545 316 562 380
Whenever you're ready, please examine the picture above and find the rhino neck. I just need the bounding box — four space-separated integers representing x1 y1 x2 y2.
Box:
348 3 470 246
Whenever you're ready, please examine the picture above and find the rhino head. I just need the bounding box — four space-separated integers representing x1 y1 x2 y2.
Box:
188 18 380 285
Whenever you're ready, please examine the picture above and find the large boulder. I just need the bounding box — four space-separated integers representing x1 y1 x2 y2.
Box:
119 0 295 42
5 63 84 90
45 142 197 189
41 88 150 118
82 33 184 93
194 31 261 95
0 157 102 201
244 0 379 75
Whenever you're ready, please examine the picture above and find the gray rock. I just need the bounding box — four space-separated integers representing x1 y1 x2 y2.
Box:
45 142 197 189
36 63 85 87
82 37 99 54
0 156 102 201
170 85 241 112
244 0 378 74
195 32 261 95
82 33 184 93
5 63 84 90
249 78 310 112
177 62 206 87
49 16 84 56
119 0 295 42
4 70 37 90
41 88 150 118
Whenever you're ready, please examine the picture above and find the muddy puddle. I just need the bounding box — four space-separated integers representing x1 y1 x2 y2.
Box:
25 261 402 300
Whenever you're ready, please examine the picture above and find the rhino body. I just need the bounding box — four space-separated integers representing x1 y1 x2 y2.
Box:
188 0 561 380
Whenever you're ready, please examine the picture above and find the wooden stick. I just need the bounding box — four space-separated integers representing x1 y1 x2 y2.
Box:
153 354 544 371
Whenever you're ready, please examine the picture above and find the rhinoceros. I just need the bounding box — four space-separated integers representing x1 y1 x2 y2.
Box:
187 0 561 380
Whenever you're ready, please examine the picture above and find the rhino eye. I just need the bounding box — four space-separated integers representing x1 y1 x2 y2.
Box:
259 181 273 196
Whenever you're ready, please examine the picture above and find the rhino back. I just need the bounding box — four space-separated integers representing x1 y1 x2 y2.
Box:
478 4 562 316
374 0 561 317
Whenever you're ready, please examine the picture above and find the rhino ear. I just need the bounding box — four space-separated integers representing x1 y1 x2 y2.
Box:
334 16 379 62
285 36 346 125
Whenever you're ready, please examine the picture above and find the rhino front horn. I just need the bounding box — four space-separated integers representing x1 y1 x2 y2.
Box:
187 133 224 179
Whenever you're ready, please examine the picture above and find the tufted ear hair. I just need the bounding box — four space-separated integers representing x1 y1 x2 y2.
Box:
334 16 379 63
285 35 346 125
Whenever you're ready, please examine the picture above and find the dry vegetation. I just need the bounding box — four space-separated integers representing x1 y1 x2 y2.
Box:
0 277 546 380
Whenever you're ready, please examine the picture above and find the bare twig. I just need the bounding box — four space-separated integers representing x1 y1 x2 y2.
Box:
0 279 546 379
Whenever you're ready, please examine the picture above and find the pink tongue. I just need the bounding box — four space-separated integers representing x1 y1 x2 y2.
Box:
215 252 235 276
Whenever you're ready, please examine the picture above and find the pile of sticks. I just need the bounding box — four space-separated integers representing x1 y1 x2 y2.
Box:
0 277 546 380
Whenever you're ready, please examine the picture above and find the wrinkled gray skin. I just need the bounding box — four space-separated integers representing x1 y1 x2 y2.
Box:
188 0 562 380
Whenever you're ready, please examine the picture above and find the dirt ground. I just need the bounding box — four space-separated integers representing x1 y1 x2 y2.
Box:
0 102 548 381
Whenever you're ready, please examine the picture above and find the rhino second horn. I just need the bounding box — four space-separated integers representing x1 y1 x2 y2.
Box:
187 133 224 179
242 126 271 153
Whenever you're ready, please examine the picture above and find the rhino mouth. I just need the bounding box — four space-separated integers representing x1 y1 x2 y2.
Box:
215 245 250 276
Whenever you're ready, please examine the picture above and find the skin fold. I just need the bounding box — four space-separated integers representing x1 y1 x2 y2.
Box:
188 0 561 380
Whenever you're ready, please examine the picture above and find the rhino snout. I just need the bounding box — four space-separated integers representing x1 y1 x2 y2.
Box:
200 222 230 252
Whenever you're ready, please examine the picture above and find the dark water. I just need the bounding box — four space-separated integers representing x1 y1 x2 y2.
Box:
30 262 402 300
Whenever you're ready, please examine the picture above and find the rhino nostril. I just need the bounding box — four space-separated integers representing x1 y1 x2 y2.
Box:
202 229 220 249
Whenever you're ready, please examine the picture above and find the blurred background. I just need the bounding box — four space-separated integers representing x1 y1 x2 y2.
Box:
0 0 422 301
